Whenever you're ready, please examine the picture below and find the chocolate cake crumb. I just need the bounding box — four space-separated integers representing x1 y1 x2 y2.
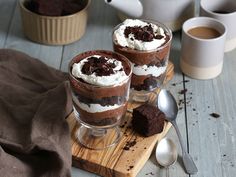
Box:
81 56 118 76
123 140 137 151
124 24 164 42
210 113 220 118
171 83 176 86
178 89 188 94
171 80 190 87
119 124 125 128
123 147 130 151
146 172 154 176
127 165 134 171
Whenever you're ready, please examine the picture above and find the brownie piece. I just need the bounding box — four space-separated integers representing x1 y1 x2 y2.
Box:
25 0 86 16
62 0 85 16
32 0 63 16
132 104 165 137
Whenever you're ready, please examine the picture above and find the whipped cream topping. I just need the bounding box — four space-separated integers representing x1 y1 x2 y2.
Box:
113 19 168 50
132 62 167 77
72 55 129 86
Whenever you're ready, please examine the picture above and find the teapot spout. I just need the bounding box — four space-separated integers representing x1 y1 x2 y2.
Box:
105 0 143 17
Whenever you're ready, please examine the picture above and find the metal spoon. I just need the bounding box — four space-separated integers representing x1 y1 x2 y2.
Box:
157 89 198 174
156 138 177 177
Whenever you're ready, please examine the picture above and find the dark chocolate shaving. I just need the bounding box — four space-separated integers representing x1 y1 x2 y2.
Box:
81 56 120 76
124 24 164 42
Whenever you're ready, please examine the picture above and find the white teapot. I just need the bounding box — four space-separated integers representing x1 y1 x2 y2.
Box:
105 0 195 31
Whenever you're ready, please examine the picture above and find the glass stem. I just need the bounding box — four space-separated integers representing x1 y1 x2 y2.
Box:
90 128 107 137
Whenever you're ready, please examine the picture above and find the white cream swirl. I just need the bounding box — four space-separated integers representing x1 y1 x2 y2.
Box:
113 19 168 51
132 62 167 77
72 55 129 86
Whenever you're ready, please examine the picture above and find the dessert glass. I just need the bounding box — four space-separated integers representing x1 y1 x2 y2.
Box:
113 20 172 102
69 50 132 150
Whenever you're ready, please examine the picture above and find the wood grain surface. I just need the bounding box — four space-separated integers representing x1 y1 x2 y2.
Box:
68 62 174 177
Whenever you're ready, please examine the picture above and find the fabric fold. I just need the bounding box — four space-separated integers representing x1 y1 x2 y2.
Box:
0 49 72 177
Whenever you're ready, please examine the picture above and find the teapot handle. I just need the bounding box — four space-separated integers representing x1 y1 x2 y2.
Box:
105 0 143 17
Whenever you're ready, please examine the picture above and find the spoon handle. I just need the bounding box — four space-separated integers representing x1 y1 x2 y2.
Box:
171 120 198 174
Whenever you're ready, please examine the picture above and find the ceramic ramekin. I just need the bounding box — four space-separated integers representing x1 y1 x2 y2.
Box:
19 0 90 45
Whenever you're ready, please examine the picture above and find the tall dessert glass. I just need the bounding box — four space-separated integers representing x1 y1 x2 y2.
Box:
69 50 132 150
113 19 172 102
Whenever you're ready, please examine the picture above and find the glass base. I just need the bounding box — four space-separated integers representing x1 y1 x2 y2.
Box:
129 89 151 102
129 88 162 105
76 124 121 150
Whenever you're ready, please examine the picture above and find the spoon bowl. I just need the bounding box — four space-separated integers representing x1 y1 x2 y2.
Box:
158 89 178 121
156 138 178 167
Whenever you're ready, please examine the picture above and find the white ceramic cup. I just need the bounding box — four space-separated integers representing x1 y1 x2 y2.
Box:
200 0 236 52
180 17 226 80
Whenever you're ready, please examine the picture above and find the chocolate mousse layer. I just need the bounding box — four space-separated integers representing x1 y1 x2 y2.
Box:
72 90 126 106
73 103 127 126
69 50 131 127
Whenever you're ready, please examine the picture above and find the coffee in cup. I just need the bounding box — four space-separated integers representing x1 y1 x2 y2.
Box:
187 26 221 39
180 17 226 80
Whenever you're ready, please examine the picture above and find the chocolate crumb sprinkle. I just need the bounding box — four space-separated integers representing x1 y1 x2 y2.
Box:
178 89 188 95
210 113 220 118
81 56 119 76
123 140 137 151
124 24 164 42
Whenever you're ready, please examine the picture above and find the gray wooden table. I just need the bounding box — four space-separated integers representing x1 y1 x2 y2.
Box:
1 1 236 177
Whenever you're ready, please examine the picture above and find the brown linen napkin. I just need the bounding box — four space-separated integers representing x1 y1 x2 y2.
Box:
0 49 72 177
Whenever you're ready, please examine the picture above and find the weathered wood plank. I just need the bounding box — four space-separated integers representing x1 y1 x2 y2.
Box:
4 2 63 69
0 0 16 48
183 49 236 177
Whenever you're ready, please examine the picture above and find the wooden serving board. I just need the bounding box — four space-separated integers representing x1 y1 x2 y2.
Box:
67 62 174 177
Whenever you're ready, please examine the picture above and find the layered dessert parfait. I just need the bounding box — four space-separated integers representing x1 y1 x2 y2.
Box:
113 19 172 92
69 50 132 127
